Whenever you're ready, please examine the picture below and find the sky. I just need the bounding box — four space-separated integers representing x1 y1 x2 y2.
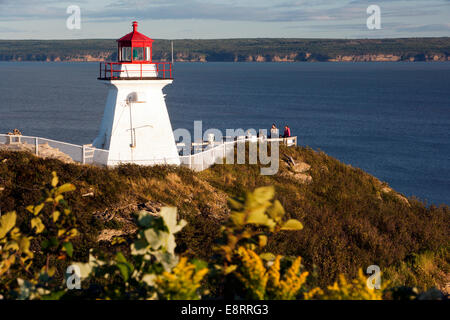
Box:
0 0 449 39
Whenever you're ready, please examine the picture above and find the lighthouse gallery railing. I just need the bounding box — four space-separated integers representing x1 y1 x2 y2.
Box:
98 62 173 80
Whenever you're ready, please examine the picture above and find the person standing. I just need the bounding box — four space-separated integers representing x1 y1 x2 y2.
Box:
269 124 279 138
283 125 291 138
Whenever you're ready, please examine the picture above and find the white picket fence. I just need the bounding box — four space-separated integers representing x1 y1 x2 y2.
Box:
0 133 297 171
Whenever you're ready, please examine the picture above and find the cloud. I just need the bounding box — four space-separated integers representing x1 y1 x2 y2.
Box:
0 26 22 33
0 0 448 38
395 23 450 32
78 0 367 22
0 0 448 23
86 1 310 22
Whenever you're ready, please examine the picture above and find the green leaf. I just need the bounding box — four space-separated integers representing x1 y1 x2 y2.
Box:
142 274 156 286
18 237 33 257
166 234 177 255
71 262 92 279
224 265 238 275
0 211 16 239
260 253 276 261
4 240 19 251
191 259 208 271
252 186 275 204
62 242 73 257
131 239 149 256
137 210 156 228
51 171 59 187
280 219 304 231
31 217 45 234
258 235 268 247
230 211 246 227
41 290 66 300
247 208 276 229
48 237 60 249
228 198 244 210
144 229 163 250
47 266 57 277
153 251 178 271
160 207 186 234
115 252 127 264
33 203 45 216
246 206 268 223
116 263 130 281
52 211 60 223
69 252 106 282
115 253 135 282
56 183 76 195
41 240 49 249
267 200 285 222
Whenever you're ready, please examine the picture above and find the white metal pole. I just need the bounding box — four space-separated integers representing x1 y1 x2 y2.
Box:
201 153 204 171
171 41 174 64
82 145 86 164
35 137 39 156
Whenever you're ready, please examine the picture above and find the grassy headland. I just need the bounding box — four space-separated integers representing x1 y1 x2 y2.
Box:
0 146 448 294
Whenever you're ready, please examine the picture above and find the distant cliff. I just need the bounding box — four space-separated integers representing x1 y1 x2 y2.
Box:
0 38 449 62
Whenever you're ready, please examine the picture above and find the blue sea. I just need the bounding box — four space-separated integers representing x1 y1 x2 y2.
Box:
0 61 449 205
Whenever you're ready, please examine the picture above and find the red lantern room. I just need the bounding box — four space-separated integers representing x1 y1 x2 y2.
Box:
99 21 172 80
117 21 154 63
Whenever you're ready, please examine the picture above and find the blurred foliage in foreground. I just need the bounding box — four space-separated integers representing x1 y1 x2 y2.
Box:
0 173 445 300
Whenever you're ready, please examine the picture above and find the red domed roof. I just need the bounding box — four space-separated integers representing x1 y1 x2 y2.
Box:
117 21 154 47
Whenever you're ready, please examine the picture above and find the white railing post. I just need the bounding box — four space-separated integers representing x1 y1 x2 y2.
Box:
35 137 39 156
82 145 86 164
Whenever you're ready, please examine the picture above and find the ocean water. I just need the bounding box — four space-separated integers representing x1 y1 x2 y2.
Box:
0 61 449 205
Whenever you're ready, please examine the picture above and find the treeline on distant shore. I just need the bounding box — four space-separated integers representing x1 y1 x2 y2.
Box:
0 38 449 62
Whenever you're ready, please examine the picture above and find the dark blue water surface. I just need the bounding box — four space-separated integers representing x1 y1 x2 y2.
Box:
0 62 449 205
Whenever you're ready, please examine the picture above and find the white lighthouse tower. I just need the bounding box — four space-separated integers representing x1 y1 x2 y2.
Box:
93 21 180 166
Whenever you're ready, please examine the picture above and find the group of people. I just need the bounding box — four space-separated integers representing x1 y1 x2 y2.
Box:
269 124 291 138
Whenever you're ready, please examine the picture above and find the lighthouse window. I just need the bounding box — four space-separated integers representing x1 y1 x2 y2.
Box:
133 47 144 61
122 47 131 61
145 47 151 61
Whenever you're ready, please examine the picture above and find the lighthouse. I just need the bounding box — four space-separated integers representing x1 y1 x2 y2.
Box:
93 21 180 166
